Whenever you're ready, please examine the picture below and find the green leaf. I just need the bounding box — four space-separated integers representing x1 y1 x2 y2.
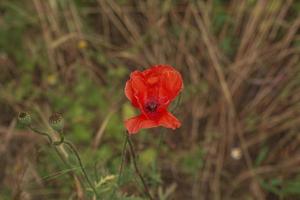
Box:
181 147 204 174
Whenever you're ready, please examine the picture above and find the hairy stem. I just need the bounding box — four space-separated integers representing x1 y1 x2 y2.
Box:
28 126 97 198
109 133 128 199
127 133 154 200
118 133 128 184
29 126 53 144
53 131 65 145
64 140 98 198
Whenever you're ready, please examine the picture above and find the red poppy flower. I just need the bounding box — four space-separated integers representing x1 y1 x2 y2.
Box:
124 65 183 134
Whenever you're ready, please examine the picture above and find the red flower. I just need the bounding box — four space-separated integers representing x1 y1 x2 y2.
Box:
124 65 183 134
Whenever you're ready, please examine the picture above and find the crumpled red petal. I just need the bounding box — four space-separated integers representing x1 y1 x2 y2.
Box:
158 111 181 130
125 80 139 107
159 67 183 101
125 114 157 134
125 71 147 108
125 111 181 134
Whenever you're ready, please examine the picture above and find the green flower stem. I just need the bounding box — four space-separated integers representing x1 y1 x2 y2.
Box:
118 133 128 184
63 140 98 198
153 131 165 174
28 126 97 198
127 133 154 200
53 131 64 145
29 126 53 144
109 133 128 199
29 126 69 166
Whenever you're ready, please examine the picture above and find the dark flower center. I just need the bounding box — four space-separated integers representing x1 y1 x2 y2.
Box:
145 101 158 113
19 112 27 118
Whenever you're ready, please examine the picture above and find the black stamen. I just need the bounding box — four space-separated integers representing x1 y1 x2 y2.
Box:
145 101 158 112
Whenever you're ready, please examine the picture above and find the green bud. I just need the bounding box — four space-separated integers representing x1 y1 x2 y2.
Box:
49 113 64 132
18 112 32 126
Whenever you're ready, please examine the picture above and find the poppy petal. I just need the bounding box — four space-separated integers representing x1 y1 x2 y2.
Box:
158 111 181 130
143 65 175 78
129 71 149 106
160 68 183 101
125 80 139 107
125 114 157 134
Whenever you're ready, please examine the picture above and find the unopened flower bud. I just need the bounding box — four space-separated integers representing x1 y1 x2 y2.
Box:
18 112 32 126
49 113 64 132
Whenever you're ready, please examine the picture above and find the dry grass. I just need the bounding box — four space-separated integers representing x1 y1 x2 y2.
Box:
1 0 300 199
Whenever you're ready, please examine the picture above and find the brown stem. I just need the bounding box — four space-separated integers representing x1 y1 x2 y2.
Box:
127 133 154 200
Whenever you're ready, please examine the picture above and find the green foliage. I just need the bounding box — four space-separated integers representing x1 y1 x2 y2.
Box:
281 178 300 196
212 0 233 33
123 102 137 120
259 178 282 196
0 1 37 65
140 148 157 168
255 146 269 167
180 147 204 175
260 176 300 198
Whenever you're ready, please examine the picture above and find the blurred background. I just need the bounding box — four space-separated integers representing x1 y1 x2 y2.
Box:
1 0 300 199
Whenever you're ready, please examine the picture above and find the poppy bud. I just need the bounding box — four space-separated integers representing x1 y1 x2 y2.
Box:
49 113 64 132
18 112 32 126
